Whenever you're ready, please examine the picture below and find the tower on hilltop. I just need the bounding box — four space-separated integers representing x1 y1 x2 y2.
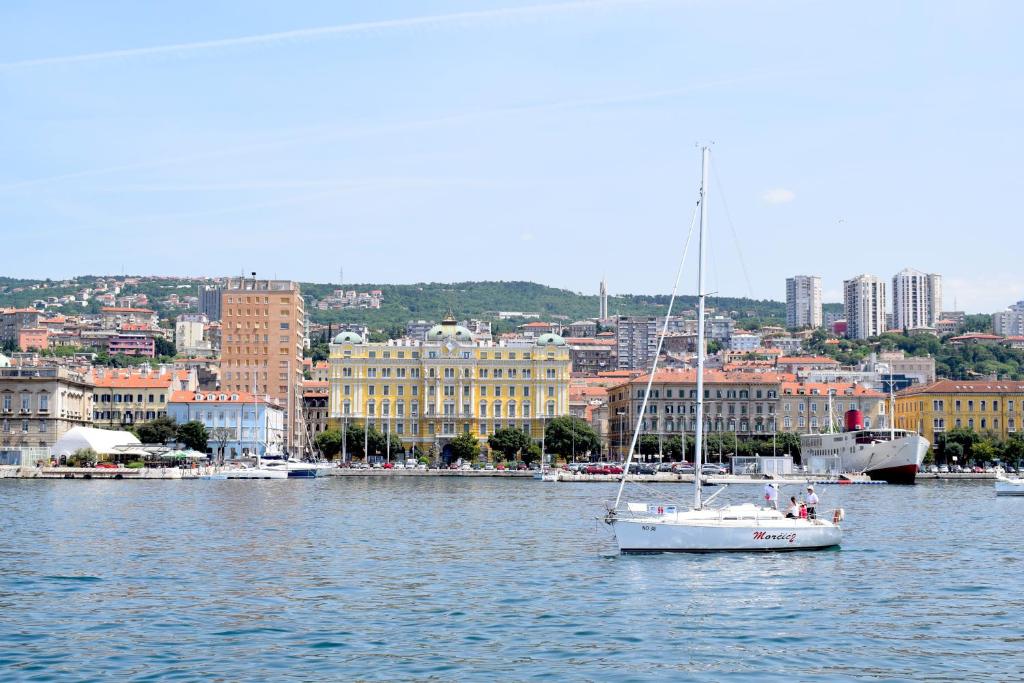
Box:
599 277 608 319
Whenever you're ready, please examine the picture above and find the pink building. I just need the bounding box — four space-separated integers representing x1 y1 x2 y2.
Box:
108 334 156 357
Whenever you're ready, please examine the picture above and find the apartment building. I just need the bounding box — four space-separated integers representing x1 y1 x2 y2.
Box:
167 390 285 459
220 277 306 455
895 379 1024 444
0 366 93 450
844 275 887 339
785 275 823 329
91 367 197 428
993 301 1024 337
892 268 942 330
328 313 571 462
606 370 784 455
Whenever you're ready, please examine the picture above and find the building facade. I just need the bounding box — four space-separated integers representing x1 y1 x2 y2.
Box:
892 268 942 331
167 390 285 459
895 380 1024 445
327 315 571 461
220 277 305 455
844 274 887 340
91 368 197 428
606 370 785 457
785 275 823 329
198 285 222 321
567 337 616 376
0 366 93 451
993 301 1024 337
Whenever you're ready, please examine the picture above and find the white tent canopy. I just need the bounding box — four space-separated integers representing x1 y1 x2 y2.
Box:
53 427 141 457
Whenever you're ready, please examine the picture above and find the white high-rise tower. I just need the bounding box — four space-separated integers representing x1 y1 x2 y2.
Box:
844 274 887 340
785 275 822 329
892 268 942 330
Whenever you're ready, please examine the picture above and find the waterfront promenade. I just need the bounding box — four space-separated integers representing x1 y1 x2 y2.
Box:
0 464 1005 482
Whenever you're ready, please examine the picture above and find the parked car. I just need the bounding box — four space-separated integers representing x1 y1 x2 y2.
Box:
938 465 949 473
701 464 728 475
675 464 696 474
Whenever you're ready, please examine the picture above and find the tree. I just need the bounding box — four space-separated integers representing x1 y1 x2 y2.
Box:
544 416 600 460
1002 435 1024 468
135 416 178 444
209 427 234 463
176 421 208 452
637 434 661 456
68 447 97 467
525 443 542 465
488 427 531 459
448 432 481 462
154 337 177 357
943 442 964 466
972 439 999 465
315 429 342 460
344 423 366 458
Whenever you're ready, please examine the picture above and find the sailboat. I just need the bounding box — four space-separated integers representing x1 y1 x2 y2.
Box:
221 384 289 479
605 146 843 552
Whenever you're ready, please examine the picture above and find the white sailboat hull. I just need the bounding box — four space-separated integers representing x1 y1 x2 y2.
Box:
610 505 841 553
995 477 1024 496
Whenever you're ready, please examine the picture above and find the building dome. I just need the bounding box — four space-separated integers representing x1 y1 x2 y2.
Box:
425 324 474 342
332 331 363 344
535 332 566 346
425 307 474 342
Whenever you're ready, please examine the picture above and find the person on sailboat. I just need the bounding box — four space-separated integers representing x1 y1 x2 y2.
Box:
805 486 819 519
763 482 778 510
784 496 800 519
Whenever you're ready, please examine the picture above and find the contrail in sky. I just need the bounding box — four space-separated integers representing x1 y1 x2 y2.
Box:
0 70 808 193
0 0 659 71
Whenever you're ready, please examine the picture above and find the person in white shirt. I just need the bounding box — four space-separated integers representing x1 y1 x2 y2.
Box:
763 482 778 509
805 486 819 519
784 496 799 518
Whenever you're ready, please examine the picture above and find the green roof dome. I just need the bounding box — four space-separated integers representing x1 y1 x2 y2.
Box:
425 324 474 342
332 331 363 344
535 332 566 346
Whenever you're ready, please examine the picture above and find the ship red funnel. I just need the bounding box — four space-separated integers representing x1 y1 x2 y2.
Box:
845 409 864 432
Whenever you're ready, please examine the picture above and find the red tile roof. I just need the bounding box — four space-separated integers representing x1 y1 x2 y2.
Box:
899 379 1024 396
776 356 839 365
101 307 155 314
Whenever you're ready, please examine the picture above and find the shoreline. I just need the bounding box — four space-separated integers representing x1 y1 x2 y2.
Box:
0 464 1006 482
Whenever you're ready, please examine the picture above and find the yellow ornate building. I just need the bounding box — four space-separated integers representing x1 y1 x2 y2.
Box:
895 379 1024 444
328 313 571 459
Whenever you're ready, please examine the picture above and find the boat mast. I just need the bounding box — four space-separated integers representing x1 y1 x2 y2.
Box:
694 146 710 511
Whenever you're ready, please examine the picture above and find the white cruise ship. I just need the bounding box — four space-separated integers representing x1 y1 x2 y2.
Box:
800 410 928 485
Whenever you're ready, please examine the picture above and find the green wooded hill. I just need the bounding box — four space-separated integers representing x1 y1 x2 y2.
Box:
2 275 810 329
300 280 787 329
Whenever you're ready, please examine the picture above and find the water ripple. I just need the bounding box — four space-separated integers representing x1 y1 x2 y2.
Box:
1 478 1023 680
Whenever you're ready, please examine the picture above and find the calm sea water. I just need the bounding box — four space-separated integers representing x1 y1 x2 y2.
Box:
0 477 1021 681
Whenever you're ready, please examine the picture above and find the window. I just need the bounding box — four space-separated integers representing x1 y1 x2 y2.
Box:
21 395 30 412
39 394 49 412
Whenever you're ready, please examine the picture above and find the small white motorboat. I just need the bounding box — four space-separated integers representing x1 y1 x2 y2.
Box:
995 476 1024 496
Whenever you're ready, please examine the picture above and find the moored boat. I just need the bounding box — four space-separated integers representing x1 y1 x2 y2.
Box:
995 476 1024 496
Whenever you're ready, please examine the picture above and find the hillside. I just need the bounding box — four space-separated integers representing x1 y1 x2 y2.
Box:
301 280 788 329
1 276 792 329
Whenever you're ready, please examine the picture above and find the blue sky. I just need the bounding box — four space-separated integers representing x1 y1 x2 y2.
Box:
2 0 1022 311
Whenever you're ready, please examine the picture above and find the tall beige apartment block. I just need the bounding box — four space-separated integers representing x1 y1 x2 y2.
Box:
220 276 305 455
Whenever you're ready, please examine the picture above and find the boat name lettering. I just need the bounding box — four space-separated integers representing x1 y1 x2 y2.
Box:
752 531 796 543
641 525 657 532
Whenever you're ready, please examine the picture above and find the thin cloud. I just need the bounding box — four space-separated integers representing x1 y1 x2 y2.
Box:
0 70 807 193
0 0 658 71
520 232 536 241
761 188 795 204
